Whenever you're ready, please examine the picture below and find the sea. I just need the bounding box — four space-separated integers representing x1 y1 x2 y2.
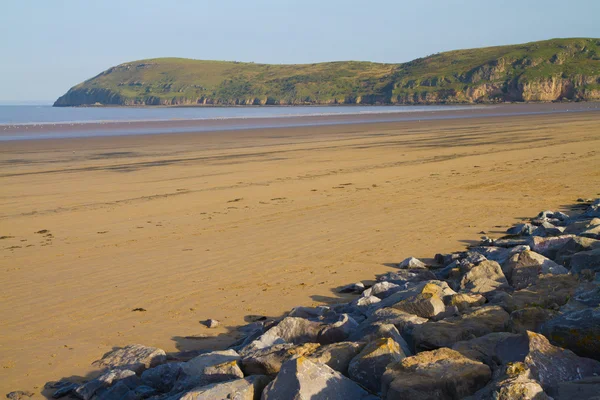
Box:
0 103 599 141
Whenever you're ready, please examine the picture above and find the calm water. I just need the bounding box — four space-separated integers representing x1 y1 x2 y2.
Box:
0 104 479 125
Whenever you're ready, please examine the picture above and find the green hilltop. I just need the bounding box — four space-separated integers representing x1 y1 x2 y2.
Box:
54 38 600 106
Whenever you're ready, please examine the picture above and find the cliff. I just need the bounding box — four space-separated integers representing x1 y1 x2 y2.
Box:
54 38 600 106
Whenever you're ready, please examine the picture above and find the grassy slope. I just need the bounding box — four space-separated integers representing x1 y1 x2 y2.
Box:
55 38 600 106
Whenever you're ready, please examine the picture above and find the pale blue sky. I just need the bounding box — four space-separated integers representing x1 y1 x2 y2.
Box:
1 0 599 103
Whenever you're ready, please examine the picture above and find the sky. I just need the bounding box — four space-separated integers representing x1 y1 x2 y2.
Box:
1 0 599 103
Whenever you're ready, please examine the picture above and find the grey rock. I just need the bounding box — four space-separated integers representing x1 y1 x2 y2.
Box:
261 357 374 399
5 392 34 400
507 223 536 236
174 350 242 392
74 369 138 400
203 319 219 328
446 293 486 311
541 308 600 360
367 281 401 299
398 257 427 269
348 337 406 393
140 362 182 393
240 317 322 354
505 250 568 290
348 322 411 356
506 274 579 312
413 305 510 351
92 344 167 375
378 269 436 285
339 282 365 294
452 332 521 368
317 313 358 344
466 362 550 400
460 260 510 294
546 376 600 400
241 342 320 376
382 347 491 400
554 236 600 267
179 375 271 400
508 307 558 334
527 235 575 259
570 248 600 274
306 341 365 375
392 293 445 319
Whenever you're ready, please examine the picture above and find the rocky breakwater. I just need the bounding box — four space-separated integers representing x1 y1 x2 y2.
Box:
12 199 600 400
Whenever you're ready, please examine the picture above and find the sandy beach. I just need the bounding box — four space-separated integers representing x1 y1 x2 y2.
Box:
1 110 600 396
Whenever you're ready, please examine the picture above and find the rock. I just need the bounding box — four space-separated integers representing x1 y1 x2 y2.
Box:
241 342 319 376
240 317 322 354
351 295 381 314
92 344 167 375
469 246 517 265
174 349 242 392
381 347 491 399
493 237 530 248
392 292 445 319
434 252 463 267
505 250 568 289
140 362 182 393
306 341 365 375
532 221 566 237
570 248 600 274
356 308 426 350
367 281 401 299
507 223 536 236
339 282 365 294
51 382 79 398
413 305 510 351
452 332 521 368
348 338 406 393
507 274 579 312
398 257 427 269
203 319 219 328
503 331 600 390
373 280 454 312
5 392 34 400
447 293 486 311
74 369 139 400
527 235 575 259
261 357 374 399
287 306 329 319
316 313 358 344
378 269 436 285
541 308 600 360
348 322 411 355
508 307 558 334
466 362 550 400
554 236 600 267
460 260 510 294
560 281 600 311
178 375 271 400
546 376 600 400
580 222 600 240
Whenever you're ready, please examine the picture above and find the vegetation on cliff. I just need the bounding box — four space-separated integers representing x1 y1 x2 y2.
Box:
54 38 600 106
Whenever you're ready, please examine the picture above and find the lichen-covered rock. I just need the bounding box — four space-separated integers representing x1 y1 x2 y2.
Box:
460 260 510 294
508 307 558 334
261 357 374 399
92 344 167 375
306 341 365 375
348 338 406 393
173 350 242 392
452 332 521 367
413 306 509 351
382 347 491 399
466 362 550 400
177 375 271 400
447 293 486 311
507 274 579 312
348 322 411 356
541 308 600 360
241 342 320 376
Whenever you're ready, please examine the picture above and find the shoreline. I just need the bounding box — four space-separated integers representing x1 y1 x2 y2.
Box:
1 102 599 142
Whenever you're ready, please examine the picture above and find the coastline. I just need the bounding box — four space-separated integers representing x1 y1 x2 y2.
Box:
1 110 600 396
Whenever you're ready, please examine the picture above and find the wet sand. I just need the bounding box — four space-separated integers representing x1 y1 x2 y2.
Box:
1 110 600 396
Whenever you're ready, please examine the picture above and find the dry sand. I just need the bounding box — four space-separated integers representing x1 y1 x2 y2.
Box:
1 111 599 396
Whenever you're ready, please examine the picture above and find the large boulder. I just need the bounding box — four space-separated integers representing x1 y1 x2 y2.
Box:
348 322 411 356
398 257 427 269
178 375 271 400
378 269 436 285
506 274 579 312
306 341 365 375
74 369 139 400
460 260 510 294
527 235 575 259
452 332 521 368
554 236 600 266
317 314 358 344
541 308 600 360
91 344 166 375
391 293 445 319
173 350 243 392
140 362 182 393
381 348 491 400
504 251 567 290
546 376 600 400
413 306 509 351
241 342 319 376
570 248 600 274
466 362 550 400
261 357 374 399
364 281 401 299
348 338 406 393
240 317 322 354
446 293 486 311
